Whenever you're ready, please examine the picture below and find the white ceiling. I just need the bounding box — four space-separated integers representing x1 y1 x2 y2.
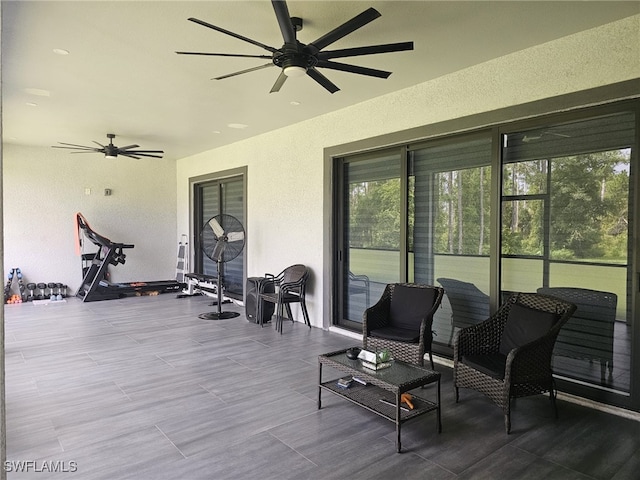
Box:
2 1 638 160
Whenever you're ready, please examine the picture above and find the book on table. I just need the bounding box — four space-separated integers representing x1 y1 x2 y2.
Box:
337 376 353 388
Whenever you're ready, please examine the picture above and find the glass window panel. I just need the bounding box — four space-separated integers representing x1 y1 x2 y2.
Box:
502 159 548 195
501 199 544 256
501 257 543 293
342 153 401 324
500 111 634 398
430 167 492 256
411 136 492 346
549 149 630 264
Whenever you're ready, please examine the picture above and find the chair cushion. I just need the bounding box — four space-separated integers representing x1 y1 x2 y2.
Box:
369 326 420 343
389 285 436 331
499 303 560 355
462 354 507 380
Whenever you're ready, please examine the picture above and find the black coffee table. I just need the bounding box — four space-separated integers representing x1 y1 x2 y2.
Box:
318 348 441 453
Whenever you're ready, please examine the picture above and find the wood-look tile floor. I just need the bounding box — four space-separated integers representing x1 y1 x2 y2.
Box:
4 294 640 479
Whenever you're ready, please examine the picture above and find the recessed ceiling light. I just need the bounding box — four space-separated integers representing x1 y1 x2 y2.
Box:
53 48 69 55
25 102 38 107
227 123 248 129
24 88 50 97
212 130 221 134
290 101 301 106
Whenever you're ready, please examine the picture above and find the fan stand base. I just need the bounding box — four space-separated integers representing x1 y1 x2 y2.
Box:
198 311 241 320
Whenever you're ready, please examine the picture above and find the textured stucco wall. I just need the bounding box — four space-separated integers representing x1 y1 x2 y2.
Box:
176 15 640 329
2 144 177 290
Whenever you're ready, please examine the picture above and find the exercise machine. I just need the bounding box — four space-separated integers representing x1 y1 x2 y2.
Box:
75 213 181 302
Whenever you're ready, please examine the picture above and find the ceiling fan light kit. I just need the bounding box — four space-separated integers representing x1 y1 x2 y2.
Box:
176 0 413 94
283 65 306 77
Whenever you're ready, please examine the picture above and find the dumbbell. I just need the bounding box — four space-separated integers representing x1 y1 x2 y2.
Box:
56 283 64 300
47 283 57 300
26 283 36 302
36 283 46 300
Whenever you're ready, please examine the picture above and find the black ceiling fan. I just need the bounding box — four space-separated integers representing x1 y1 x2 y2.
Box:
176 0 413 94
52 134 164 159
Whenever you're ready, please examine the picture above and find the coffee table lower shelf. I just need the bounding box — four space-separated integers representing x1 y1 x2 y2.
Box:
320 380 437 422
319 380 439 452
318 349 441 452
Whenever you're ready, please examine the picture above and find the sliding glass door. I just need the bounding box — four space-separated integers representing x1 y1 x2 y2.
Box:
337 150 402 330
500 111 635 404
333 102 637 410
194 175 245 299
409 136 493 348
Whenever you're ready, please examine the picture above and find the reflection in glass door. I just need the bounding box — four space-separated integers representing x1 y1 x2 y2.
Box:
338 152 401 330
501 112 635 404
409 136 492 347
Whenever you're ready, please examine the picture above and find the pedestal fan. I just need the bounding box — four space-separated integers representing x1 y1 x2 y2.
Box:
198 214 245 320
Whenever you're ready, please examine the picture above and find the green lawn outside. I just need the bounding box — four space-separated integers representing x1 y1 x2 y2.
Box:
349 248 628 320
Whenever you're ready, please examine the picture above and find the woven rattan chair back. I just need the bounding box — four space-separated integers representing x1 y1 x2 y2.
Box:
453 292 576 433
363 283 444 369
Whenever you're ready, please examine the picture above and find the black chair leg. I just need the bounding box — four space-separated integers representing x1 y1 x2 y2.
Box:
301 299 311 328
550 386 559 419
277 303 284 334
284 303 294 325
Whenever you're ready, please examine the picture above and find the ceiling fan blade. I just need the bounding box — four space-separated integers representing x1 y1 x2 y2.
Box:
318 42 414 60
123 149 163 154
176 51 272 59
117 144 140 151
316 60 391 79
54 142 94 148
132 153 164 159
269 71 288 93
306 68 339 94
52 143 98 150
308 7 381 53
208 217 225 238
118 153 141 160
92 141 106 148
213 63 274 80
271 0 297 45
53 148 101 153
187 17 278 54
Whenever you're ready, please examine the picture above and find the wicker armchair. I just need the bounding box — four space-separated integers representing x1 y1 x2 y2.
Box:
537 287 617 381
454 292 576 433
259 264 310 334
363 283 444 369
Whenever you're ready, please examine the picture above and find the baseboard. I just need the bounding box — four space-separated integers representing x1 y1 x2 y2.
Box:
328 326 362 341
